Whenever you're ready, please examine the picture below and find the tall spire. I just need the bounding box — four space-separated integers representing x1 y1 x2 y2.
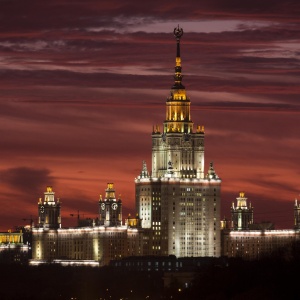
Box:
173 25 184 89
164 26 193 134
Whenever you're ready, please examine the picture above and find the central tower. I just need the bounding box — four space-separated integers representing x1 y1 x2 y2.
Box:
152 25 205 179
135 26 221 258
164 26 193 135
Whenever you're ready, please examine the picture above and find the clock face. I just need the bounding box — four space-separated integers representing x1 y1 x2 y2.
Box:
101 203 105 210
40 206 44 213
112 203 118 210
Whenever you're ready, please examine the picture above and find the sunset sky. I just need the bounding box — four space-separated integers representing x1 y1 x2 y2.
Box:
1 0 300 230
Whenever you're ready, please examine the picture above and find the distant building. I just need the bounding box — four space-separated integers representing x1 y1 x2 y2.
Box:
0 230 29 263
31 184 143 267
37 186 61 229
221 192 300 260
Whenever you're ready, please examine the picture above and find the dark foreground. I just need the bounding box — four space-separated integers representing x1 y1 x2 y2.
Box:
0 255 299 300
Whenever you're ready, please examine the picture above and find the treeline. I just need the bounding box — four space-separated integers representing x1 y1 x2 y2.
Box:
1 242 300 300
0 258 299 300
0 264 163 300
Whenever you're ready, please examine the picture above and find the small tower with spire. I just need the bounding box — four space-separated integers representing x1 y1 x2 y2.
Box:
38 186 61 229
138 160 150 179
231 192 253 230
99 183 122 227
206 161 219 180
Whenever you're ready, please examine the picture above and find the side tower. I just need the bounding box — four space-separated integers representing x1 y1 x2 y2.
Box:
294 198 300 230
135 26 221 257
99 183 122 227
38 186 61 229
231 192 253 230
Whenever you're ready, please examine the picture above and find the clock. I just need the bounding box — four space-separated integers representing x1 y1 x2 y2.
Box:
40 206 44 213
101 203 105 210
112 203 118 210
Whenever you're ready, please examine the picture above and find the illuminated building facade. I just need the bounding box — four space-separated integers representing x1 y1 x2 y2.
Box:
28 27 300 265
221 193 300 260
99 183 122 226
231 192 253 230
31 27 221 266
38 186 61 229
0 230 29 263
32 184 143 267
135 26 221 258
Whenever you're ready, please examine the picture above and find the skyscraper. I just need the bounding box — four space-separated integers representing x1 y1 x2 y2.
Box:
135 26 222 257
31 27 222 266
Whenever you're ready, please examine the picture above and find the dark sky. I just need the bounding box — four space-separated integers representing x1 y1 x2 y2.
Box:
0 0 300 230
